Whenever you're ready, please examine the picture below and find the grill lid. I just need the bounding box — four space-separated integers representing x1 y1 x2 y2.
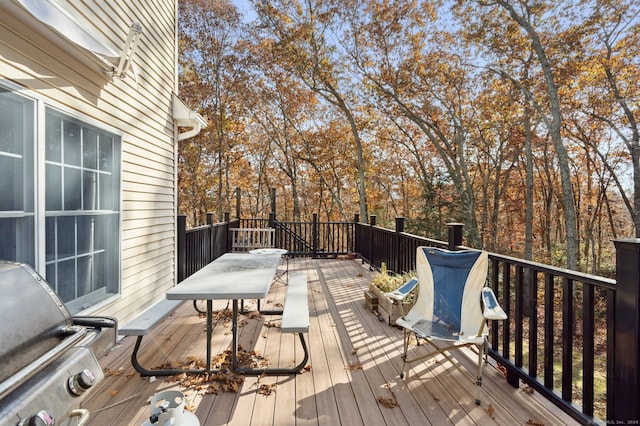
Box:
0 261 79 387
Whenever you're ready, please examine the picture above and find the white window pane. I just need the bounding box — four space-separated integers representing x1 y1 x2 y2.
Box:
83 128 98 169
56 216 75 258
83 171 97 210
45 112 62 162
57 259 76 302
63 121 81 166
45 164 62 211
63 167 81 210
0 217 34 265
0 156 23 211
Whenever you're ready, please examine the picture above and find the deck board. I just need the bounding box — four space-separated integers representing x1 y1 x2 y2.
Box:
82 258 579 426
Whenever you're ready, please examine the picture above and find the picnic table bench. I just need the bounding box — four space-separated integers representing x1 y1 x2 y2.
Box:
118 299 186 376
119 268 309 376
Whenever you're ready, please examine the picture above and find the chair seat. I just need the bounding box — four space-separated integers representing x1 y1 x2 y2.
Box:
397 317 486 345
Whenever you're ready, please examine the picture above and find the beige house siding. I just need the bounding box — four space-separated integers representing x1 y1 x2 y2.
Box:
0 0 181 325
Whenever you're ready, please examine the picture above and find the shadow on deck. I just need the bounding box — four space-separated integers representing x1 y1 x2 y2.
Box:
81 258 578 425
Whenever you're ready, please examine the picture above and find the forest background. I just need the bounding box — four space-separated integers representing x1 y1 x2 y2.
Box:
176 0 639 277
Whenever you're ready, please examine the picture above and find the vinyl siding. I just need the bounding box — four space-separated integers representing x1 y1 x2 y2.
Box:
0 0 180 325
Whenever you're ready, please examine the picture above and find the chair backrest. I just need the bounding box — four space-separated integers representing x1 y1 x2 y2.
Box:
407 247 488 337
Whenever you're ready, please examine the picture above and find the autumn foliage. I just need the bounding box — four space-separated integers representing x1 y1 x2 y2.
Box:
177 0 638 275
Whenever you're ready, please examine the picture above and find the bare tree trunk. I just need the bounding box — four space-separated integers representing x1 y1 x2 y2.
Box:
524 107 534 261
496 0 579 269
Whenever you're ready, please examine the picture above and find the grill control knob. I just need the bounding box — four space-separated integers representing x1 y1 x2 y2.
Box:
68 368 96 396
18 410 54 426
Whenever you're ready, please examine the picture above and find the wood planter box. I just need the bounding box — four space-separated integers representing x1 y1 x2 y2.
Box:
368 285 413 325
364 290 378 312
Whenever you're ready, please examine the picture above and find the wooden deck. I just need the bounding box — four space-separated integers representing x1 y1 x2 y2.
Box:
82 258 578 425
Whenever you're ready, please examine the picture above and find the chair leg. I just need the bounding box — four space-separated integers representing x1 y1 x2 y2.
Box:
400 329 411 379
475 339 487 405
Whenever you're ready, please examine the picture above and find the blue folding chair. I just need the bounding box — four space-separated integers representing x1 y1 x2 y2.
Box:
386 247 506 405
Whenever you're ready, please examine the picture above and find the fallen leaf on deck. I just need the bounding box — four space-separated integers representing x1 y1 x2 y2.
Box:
109 390 119 396
526 420 545 426
155 348 269 394
104 367 123 377
521 384 534 394
376 382 400 408
486 404 495 418
345 362 362 371
303 365 312 372
274 302 283 308
258 383 277 396
376 396 399 408
497 363 508 378
244 310 262 320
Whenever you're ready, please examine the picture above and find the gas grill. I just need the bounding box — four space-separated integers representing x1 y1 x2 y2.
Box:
0 261 117 426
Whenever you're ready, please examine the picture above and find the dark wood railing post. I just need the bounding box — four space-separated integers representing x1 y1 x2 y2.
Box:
447 223 464 250
270 188 276 215
395 217 404 274
312 213 319 257
206 213 214 263
369 215 377 270
610 238 640 423
221 212 229 256
268 212 277 249
235 187 241 218
351 214 359 254
177 214 186 282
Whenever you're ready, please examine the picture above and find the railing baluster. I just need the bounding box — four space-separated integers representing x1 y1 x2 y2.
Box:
515 265 524 368
490 258 500 350
528 268 538 378
544 273 554 389
502 262 511 360
562 278 574 402
583 283 595 417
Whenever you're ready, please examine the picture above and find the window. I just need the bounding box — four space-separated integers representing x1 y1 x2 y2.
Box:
0 85 121 313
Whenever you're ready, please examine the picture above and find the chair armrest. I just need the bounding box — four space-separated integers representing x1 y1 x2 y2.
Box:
385 278 418 302
482 287 507 320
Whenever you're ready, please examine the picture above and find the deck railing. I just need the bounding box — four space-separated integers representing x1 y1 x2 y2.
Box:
177 213 639 424
272 214 355 256
177 213 239 281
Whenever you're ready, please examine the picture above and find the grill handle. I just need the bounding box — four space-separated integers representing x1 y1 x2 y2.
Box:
73 316 117 329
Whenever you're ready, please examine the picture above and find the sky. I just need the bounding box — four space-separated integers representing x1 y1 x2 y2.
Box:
231 0 258 22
